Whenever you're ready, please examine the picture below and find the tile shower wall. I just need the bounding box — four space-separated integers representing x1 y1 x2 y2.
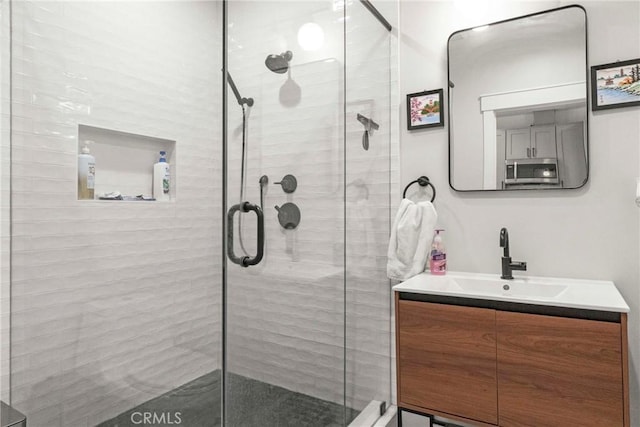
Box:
0 0 11 403
225 0 397 411
9 2 221 425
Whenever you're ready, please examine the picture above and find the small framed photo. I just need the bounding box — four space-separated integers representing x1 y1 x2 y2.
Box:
407 89 444 130
591 58 640 111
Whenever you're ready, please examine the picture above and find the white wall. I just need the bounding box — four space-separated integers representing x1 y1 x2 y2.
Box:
8 2 222 425
399 0 640 425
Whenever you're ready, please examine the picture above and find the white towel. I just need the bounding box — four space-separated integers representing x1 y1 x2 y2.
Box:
387 199 438 281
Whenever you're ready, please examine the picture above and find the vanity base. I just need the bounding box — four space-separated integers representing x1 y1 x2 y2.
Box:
395 292 630 427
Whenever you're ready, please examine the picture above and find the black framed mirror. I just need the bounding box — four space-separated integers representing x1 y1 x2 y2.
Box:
448 5 588 192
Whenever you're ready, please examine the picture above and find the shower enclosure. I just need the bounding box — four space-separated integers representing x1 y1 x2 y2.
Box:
0 0 398 425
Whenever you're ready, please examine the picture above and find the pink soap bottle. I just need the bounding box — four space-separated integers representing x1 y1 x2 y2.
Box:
429 229 446 275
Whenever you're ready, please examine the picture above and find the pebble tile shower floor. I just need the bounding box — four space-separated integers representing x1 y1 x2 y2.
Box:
97 371 359 427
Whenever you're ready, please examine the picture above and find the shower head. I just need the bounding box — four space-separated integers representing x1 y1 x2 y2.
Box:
265 51 293 74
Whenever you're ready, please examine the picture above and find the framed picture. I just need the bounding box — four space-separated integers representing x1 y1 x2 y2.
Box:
591 58 640 111
407 89 444 130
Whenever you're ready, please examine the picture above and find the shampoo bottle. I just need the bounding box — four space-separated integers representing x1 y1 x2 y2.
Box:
153 151 170 201
78 141 96 200
429 229 446 275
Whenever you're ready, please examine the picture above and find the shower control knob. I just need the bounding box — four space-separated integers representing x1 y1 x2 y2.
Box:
274 174 297 193
274 203 301 230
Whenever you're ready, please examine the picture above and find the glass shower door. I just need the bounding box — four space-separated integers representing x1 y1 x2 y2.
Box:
224 1 349 425
344 0 396 420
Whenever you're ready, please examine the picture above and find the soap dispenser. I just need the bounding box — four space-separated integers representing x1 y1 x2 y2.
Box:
153 151 171 201
78 141 96 200
429 229 446 275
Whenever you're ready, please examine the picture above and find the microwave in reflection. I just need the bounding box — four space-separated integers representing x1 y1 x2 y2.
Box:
505 158 559 185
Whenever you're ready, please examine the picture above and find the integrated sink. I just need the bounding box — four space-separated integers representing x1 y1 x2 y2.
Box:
454 277 568 300
392 271 630 312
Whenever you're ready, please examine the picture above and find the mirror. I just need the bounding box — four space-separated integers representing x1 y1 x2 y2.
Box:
448 6 588 191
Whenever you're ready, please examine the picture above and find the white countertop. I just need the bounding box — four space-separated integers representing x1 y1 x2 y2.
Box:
393 271 630 313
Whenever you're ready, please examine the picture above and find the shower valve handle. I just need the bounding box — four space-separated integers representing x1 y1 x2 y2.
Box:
274 174 298 193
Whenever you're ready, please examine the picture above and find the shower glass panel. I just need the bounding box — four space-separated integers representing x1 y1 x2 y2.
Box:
224 1 396 425
8 2 223 426
345 0 396 418
225 1 349 425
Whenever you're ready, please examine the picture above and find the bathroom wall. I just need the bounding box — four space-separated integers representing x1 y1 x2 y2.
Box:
8 2 222 425
225 0 398 411
399 0 640 425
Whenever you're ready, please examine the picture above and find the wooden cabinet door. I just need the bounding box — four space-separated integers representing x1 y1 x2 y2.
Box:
397 300 498 424
505 128 530 159
497 311 623 427
531 124 557 158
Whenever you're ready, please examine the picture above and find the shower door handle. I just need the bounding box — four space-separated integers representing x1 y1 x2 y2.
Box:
227 201 265 267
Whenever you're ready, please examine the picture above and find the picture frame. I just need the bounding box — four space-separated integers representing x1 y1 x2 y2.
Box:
407 89 444 130
591 58 640 111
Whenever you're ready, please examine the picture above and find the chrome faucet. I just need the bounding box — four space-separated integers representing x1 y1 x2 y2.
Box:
500 227 527 280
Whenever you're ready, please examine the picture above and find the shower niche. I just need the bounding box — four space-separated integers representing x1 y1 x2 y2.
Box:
77 125 176 201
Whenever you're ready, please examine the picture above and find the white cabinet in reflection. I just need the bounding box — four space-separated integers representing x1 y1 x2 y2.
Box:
505 125 557 160
500 122 585 189
532 125 558 158
505 128 531 159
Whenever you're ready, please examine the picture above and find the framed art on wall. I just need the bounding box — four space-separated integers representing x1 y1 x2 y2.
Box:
591 58 640 111
407 89 444 130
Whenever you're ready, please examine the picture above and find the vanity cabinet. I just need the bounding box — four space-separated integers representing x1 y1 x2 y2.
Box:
396 295 629 427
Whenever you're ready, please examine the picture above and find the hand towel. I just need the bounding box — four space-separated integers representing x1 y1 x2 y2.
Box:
387 199 438 281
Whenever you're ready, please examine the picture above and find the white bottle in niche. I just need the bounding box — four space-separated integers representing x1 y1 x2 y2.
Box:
78 141 95 200
153 151 170 201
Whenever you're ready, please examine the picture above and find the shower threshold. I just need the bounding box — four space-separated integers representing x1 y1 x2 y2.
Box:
97 370 359 427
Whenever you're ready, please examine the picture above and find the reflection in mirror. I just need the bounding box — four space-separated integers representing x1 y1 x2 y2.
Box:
448 6 588 191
